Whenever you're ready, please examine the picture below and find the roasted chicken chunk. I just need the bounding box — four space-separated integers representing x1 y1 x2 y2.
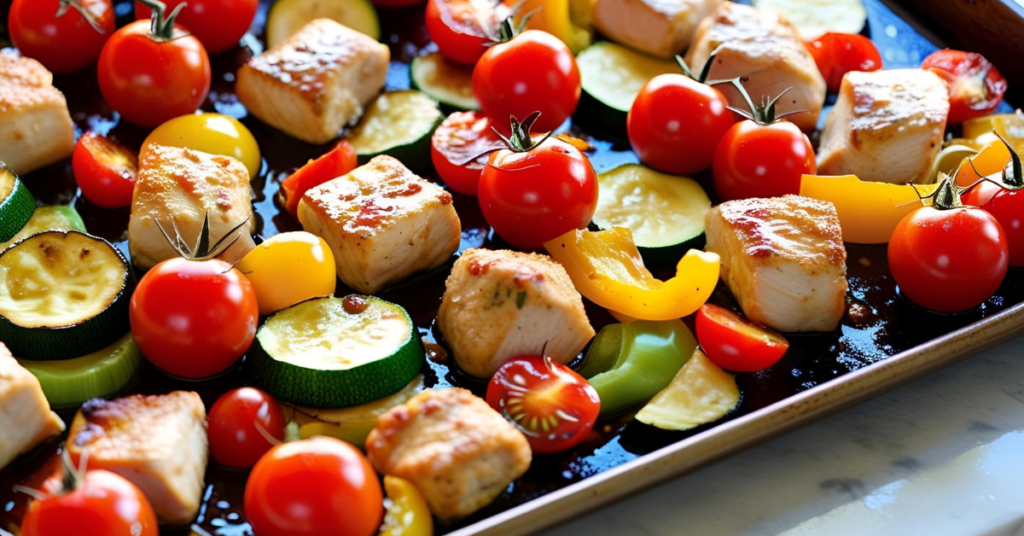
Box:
592 0 724 58
366 388 531 523
0 51 75 175
237 18 390 144
66 391 208 524
0 343 64 470
438 248 595 378
705 195 848 332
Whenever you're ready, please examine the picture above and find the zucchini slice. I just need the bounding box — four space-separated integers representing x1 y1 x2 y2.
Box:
1 205 86 251
0 231 134 360
247 295 424 408
410 53 480 111
634 348 740 431
752 0 866 40
18 333 143 410
347 90 444 171
266 0 381 47
593 164 710 264
576 41 678 130
0 164 35 244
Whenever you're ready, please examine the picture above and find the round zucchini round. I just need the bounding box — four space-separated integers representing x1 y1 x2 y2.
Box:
0 165 36 244
410 53 479 111
347 90 444 172
18 333 143 409
266 0 381 47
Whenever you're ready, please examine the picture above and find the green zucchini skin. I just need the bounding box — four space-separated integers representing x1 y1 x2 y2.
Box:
19 333 143 409
0 171 36 243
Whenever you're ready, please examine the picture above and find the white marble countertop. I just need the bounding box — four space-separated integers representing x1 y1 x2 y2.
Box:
543 336 1024 536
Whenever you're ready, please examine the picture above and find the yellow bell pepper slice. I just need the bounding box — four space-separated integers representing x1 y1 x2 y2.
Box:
954 139 1012 187
544 227 719 321
380 476 433 536
799 175 939 244
505 0 592 53
962 113 1024 148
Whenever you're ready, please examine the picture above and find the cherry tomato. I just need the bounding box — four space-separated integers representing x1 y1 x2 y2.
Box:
8 0 115 74
431 111 502 196
21 469 158 536
208 387 286 468
627 74 735 175
805 33 882 93
426 0 500 65
486 356 600 454
71 132 138 209
695 304 789 372
134 0 258 54
922 49 1007 125
142 113 262 178
962 179 1024 268
279 141 358 218
236 232 337 315
472 28 580 133
97 8 211 128
130 258 258 378
713 119 815 201
245 436 384 536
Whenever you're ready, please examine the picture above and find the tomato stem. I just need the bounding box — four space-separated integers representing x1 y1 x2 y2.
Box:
675 54 714 85
492 112 553 153
138 0 187 41
155 212 250 261
490 12 536 44
932 175 964 210
994 131 1023 189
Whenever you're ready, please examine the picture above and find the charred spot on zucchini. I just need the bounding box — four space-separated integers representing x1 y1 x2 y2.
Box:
576 42 678 133
634 348 740 431
18 333 143 409
1 205 86 251
347 90 443 172
0 164 36 244
247 295 424 408
0 231 134 360
410 53 480 111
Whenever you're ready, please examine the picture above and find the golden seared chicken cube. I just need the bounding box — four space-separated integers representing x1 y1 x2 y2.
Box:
705 195 848 332
128 144 256 270
817 69 950 184
367 388 531 523
66 391 208 524
593 0 724 58
237 18 390 145
0 51 74 175
298 155 461 294
438 248 595 378
685 2 826 132
0 343 64 470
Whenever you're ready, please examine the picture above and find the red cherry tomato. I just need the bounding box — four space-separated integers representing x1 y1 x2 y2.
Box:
962 178 1024 267
245 436 384 536
71 132 138 209
208 387 286 468
21 470 158 536
486 356 600 454
130 258 258 378
712 119 816 202
431 111 503 196
627 74 735 175
921 49 1007 125
8 0 115 74
805 33 882 93
473 29 581 133
279 140 358 218
134 0 258 54
426 0 500 65
695 304 789 372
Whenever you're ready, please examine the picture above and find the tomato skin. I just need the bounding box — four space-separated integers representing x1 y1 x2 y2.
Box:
922 49 1007 125
142 113 262 179
627 74 735 175
9 0 115 74
245 436 384 536
712 120 816 202
21 470 158 536
130 258 258 378
279 141 358 218
431 111 501 196
486 356 600 454
478 137 598 250
134 0 258 54
208 387 286 468
888 206 1009 313
72 132 138 209
472 30 581 133
963 182 1024 267
236 232 337 315
425 0 493 65
97 21 211 128
805 33 882 93
695 304 789 372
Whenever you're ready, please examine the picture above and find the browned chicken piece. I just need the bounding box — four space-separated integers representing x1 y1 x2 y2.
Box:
704 195 848 332
592 0 725 58
128 144 256 270
298 155 461 294
0 342 64 470
65 391 208 525
237 18 390 144
0 51 74 175
684 2 826 132
366 388 531 523
438 248 595 378
817 69 950 184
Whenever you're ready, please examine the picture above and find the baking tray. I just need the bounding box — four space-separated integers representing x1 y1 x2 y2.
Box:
1 0 1023 535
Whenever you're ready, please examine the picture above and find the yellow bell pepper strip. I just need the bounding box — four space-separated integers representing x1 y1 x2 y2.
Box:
543 227 719 321
505 0 592 53
955 139 1013 187
799 175 939 244
962 112 1024 150
380 476 433 536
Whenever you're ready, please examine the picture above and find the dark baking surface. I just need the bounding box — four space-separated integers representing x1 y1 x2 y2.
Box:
1 0 1022 534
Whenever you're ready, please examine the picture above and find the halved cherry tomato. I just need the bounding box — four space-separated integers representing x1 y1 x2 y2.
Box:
207 387 286 468
236 232 337 315
486 356 600 454
922 49 1007 125
21 468 158 536
431 111 503 196
426 0 502 65
71 132 138 209
279 141 358 218
142 113 262 179
805 33 882 93
245 436 384 536
695 304 789 372
135 0 258 54
8 0 115 74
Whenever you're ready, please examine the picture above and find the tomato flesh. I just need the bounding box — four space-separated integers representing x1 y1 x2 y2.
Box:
425 0 498 65
21 470 158 536
431 111 503 196
922 49 1007 125
696 304 789 372
806 33 882 93
208 387 286 468
712 120 816 202
9 0 115 74
135 0 258 54
72 132 138 209
280 141 358 218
